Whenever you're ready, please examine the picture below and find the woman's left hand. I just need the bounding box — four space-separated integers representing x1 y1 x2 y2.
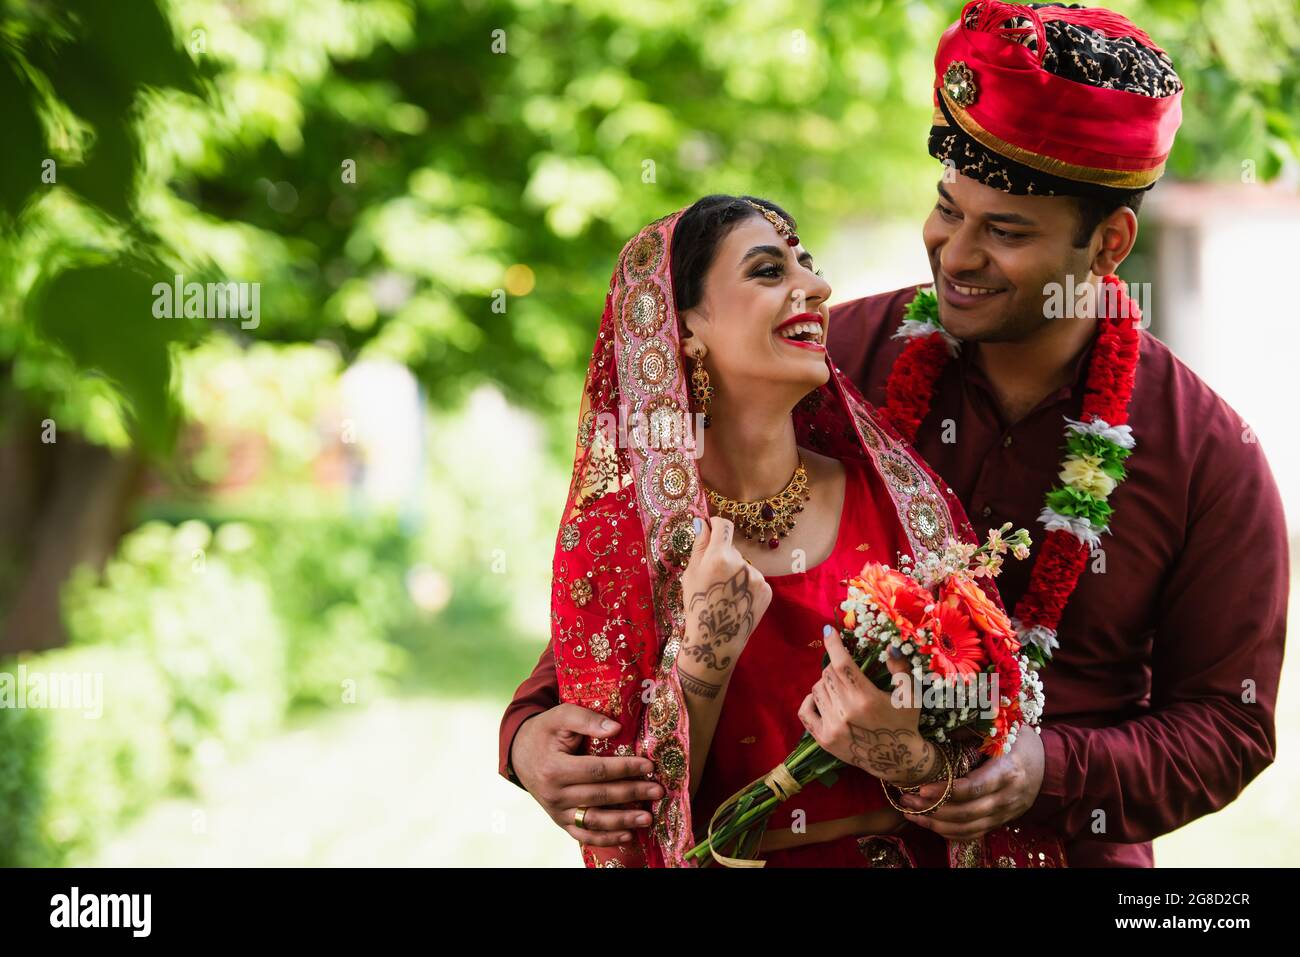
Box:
798 625 938 787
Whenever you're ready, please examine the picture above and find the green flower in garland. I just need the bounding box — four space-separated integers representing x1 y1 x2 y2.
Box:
1045 486 1114 529
903 285 941 328
1065 431 1131 481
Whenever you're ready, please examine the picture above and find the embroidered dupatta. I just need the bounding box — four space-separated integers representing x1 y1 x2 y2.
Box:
549 208 1065 868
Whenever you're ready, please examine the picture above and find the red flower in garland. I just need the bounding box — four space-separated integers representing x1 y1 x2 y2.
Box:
881 276 1141 642
882 333 950 441
1014 530 1089 628
1081 275 1141 428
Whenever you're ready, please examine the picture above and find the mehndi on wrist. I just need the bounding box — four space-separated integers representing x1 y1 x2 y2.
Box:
897 739 949 792
881 740 955 815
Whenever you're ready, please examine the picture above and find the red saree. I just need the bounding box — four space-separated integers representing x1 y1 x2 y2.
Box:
689 458 908 852
550 208 1066 868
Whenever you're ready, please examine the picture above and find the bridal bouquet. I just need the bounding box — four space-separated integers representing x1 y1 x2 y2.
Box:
684 523 1043 867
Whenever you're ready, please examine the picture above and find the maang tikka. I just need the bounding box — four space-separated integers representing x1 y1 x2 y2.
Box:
743 199 799 247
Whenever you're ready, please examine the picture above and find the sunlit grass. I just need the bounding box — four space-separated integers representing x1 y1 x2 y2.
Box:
82 695 577 867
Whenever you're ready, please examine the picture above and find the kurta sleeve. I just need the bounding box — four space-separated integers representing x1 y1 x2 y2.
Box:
1021 421 1288 843
498 643 560 788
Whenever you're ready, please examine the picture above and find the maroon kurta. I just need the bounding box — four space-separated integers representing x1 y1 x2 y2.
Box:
500 285 1289 867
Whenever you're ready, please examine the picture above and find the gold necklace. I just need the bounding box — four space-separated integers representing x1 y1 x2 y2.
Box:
704 457 810 550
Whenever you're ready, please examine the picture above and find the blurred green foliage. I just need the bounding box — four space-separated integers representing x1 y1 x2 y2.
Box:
0 644 175 866
0 512 420 865
2 0 1296 454
62 521 287 770
226 517 414 708
172 336 347 503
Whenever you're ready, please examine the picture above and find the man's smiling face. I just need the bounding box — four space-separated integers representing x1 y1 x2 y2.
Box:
921 171 1098 343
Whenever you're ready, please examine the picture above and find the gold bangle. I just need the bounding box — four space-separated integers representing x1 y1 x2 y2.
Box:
958 741 984 777
896 740 950 792
881 741 954 815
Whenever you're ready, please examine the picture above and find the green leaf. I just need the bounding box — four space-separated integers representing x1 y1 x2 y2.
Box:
33 259 199 456
0 53 48 221
1064 431 1131 484
81 0 199 94
27 1 198 221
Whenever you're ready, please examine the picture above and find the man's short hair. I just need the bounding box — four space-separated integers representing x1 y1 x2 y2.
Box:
1072 191 1146 248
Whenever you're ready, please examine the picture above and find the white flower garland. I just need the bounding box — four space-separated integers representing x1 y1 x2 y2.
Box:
1036 507 1105 550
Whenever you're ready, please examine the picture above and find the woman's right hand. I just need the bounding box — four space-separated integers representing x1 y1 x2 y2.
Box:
676 516 771 692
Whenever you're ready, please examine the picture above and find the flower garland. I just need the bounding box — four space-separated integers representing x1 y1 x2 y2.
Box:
880 276 1141 670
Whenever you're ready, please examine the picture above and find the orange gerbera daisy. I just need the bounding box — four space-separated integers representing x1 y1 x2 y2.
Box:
917 600 986 682
851 562 930 638
943 576 1019 655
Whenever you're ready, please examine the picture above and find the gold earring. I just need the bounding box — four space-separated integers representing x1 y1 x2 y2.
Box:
690 353 713 428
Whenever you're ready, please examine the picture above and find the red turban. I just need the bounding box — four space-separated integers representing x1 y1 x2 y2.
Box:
929 1 1183 198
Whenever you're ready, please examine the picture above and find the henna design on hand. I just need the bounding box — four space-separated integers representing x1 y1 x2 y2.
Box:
846 726 937 784
680 567 754 672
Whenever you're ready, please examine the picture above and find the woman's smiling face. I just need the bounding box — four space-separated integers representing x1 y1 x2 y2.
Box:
679 214 834 406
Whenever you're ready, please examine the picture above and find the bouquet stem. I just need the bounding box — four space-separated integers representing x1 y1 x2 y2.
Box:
685 654 887 865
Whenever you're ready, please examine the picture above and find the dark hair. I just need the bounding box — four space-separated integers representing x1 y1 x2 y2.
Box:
670 194 797 312
1072 190 1145 247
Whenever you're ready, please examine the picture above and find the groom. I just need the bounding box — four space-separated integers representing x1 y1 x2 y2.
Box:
499 2 1288 867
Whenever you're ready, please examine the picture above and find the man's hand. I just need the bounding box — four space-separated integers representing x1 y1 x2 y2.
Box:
509 703 665 847
899 723 1045 840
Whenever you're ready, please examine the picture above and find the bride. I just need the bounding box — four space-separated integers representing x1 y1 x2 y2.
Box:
550 195 1063 867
